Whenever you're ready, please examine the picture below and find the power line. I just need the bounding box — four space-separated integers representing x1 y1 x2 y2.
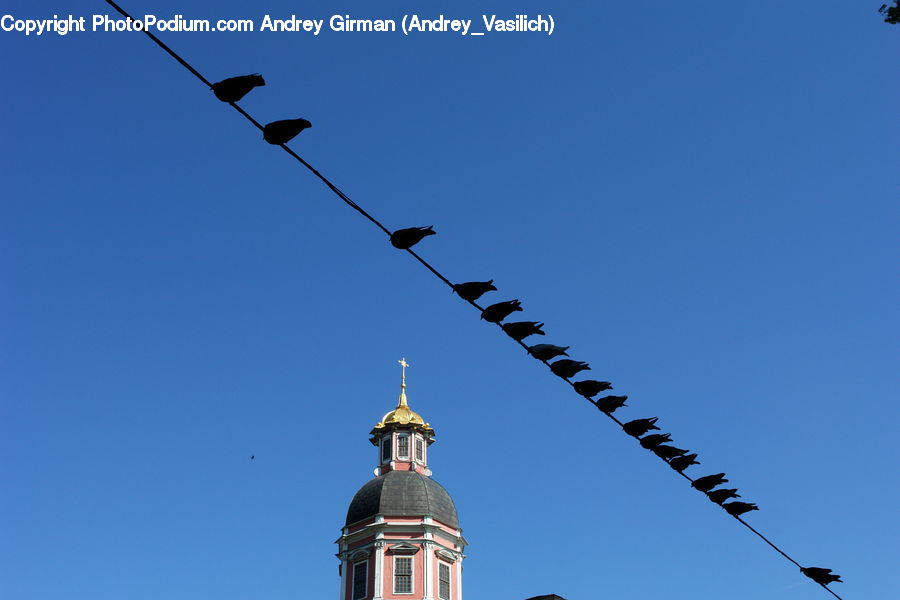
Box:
102 2 845 597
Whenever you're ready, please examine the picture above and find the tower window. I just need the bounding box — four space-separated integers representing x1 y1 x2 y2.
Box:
381 437 391 462
438 562 451 599
415 438 424 462
394 556 413 594
352 560 368 600
397 435 409 459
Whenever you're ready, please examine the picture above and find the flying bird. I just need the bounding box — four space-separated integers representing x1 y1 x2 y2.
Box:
550 359 590 378
707 488 740 504
528 343 569 360
623 417 659 437
800 567 843 585
263 118 312 144
692 473 728 492
250 455 255 460
503 322 546 341
724 501 758 517
668 453 699 472
452 280 496 301
594 394 628 413
211 74 265 102
572 380 613 397
639 433 672 449
390 226 436 249
481 300 523 323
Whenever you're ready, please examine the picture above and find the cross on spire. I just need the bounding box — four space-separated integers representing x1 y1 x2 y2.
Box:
398 358 410 407
399 358 409 389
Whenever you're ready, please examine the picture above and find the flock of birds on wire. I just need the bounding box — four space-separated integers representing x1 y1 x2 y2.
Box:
209 72 844 590
206 72 843 591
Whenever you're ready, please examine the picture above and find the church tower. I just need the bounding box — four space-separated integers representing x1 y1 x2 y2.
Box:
336 360 467 600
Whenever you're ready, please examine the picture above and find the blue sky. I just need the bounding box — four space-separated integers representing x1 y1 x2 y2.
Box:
1 1 897 599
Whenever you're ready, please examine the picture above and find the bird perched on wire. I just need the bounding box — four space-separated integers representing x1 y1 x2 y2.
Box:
573 380 612 397
527 343 569 360
880 2 900 24
263 118 312 144
481 300 522 323
390 226 436 249
453 280 496 301
503 322 545 341
639 433 672 449
800 567 843 585
211 74 265 102
668 453 699 472
594 394 628 413
692 473 728 492
707 488 740 504
723 501 758 517
623 417 659 437
550 359 590 378
653 445 689 460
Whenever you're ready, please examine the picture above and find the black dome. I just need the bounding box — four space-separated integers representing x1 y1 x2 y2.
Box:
346 470 459 529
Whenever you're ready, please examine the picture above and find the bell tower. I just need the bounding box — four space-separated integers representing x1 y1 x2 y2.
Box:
372 358 435 478
336 360 467 600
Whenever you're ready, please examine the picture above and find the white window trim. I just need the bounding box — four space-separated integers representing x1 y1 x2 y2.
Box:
387 543 418 554
435 549 456 562
349 549 371 561
397 434 410 459
381 435 392 463
393 555 414 595
438 561 451 600
415 435 425 463
352 559 368 600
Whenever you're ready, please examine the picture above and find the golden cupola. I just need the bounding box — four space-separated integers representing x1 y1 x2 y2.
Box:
369 359 436 483
371 358 434 436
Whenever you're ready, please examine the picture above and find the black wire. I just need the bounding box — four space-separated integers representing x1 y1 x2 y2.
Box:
101 2 844 598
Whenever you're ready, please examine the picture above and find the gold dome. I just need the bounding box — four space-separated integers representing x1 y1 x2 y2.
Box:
371 358 434 434
374 388 430 429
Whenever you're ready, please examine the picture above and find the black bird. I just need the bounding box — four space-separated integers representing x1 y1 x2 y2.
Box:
692 473 728 492
639 433 672 449
263 118 312 144
390 226 436 249
453 280 496 302
211 74 265 102
594 394 628 413
481 300 522 323
653 445 689 460
669 453 699 472
250 455 255 460
528 343 570 361
707 488 740 504
724 501 758 517
550 359 590 378
573 380 613 397
800 567 843 585
503 322 546 341
623 417 659 437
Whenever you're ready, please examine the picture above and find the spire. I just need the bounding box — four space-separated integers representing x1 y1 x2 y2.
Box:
398 357 409 407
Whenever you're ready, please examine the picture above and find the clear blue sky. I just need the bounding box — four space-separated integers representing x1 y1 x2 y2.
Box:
1 1 897 599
